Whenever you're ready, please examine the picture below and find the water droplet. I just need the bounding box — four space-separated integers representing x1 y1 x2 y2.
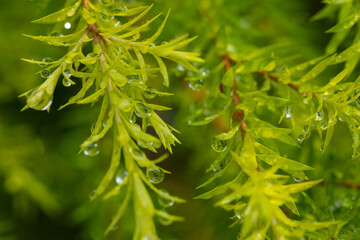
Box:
298 134 305 142
89 189 97 198
26 89 53 111
100 12 114 21
157 189 174 208
302 125 309 133
126 75 141 83
63 69 71 78
135 103 152 118
188 79 204 91
40 57 52 67
62 78 71 87
130 112 137 123
102 119 110 128
337 116 344 122
40 69 51 78
147 43 155 47
83 142 100 156
294 177 302 183
117 98 132 112
211 137 228 152
64 22 71 29
111 5 128 14
320 121 327 130
161 41 168 45
115 169 128 185
284 104 293 118
212 161 225 176
320 144 324 152
51 32 63 37
315 110 324 121
146 167 164 184
176 64 185 72
144 87 157 99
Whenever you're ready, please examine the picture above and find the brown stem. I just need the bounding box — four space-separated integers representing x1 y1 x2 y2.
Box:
222 54 247 137
82 0 89 9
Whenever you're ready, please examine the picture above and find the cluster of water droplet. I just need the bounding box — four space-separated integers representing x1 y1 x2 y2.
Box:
298 125 310 142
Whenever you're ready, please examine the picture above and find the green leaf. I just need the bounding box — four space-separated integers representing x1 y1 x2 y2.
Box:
31 0 81 24
327 12 360 33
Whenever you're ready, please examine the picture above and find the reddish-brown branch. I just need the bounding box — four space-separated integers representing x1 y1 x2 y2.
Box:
222 54 247 137
82 0 89 9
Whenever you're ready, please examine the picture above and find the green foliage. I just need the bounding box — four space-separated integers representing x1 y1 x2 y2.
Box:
0 0 359 239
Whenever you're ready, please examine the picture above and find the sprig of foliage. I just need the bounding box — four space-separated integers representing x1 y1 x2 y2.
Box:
190 1 360 239
20 0 202 238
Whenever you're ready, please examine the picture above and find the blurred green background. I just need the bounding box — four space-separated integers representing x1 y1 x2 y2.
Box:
2 0 359 239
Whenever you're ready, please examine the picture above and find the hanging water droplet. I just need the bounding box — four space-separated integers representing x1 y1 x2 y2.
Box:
64 22 72 29
144 87 157 99
298 134 305 142
177 64 185 72
320 121 328 130
111 5 128 14
135 103 152 118
146 167 164 184
211 137 228 152
89 189 97 198
294 177 302 183
40 69 51 78
315 110 324 121
26 89 53 111
115 169 128 185
284 104 293 118
337 116 344 122
102 119 110 128
126 75 141 83
212 162 225 176
67 8 76 17
188 79 204 91
117 98 132 112
83 142 100 156
130 112 137 123
302 125 309 133
320 144 324 152
40 57 52 67
63 69 71 78
62 78 71 87
51 32 63 37
157 189 174 208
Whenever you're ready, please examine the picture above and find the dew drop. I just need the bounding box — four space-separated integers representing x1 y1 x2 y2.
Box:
126 75 141 83
64 22 71 29
111 5 128 14
115 169 128 185
176 64 185 72
320 144 324 152
89 189 97 198
102 119 110 128
320 121 327 130
62 78 71 87
284 104 293 118
144 87 157 99
302 125 309 133
40 69 51 78
157 189 174 208
188 79 204 91
157 215 172 226
41 57 52 67
147 43 155 48
130 112 137 123
63 69 71 78
315 110 324 121
146 167 164 184
27 89 53 111
211 137 228 152
294 177 302 183
50 32 63 37
298 134 305 142
135 103 152 118
83 142 100 156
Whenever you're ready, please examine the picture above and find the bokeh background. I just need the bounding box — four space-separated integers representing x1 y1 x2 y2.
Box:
1 0 359 239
